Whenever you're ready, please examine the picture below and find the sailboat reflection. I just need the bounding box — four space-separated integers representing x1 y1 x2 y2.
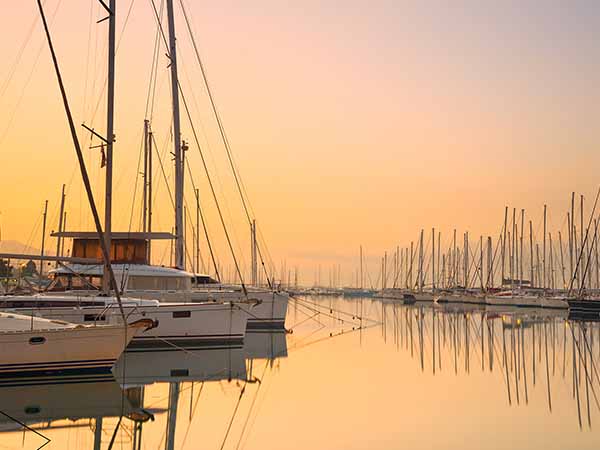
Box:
380 301 599 428
115 333 288 450
0 375 155 450
244 331 288 361
113 346 247 385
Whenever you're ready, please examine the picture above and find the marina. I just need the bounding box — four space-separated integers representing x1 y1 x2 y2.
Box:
1 1 599 449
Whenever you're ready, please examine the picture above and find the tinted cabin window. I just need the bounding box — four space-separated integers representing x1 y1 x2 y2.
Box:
84 314 106 321
72 238 149 264
172 311 191 318
29 337 46 345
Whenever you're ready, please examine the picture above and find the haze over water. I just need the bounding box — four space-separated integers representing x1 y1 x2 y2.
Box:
2 296 599 450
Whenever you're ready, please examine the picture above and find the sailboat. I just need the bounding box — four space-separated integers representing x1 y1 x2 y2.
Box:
40 0 288 331
0 0 258 346
0 312 150 379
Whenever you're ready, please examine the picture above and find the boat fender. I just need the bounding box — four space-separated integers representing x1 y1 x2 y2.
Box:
129 318 158 331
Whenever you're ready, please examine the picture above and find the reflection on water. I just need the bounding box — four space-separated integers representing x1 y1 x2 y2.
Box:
2 297 600 449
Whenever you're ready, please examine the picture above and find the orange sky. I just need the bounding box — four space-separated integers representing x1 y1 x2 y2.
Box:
1 1 599 285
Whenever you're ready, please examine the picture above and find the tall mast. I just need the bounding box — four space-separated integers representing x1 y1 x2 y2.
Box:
520 209 524 289
102 0 116 295
143 120 149 233
432 228 435 292
359 245 363 290
55 184 66 268
166 0 185 269
39 200 48 284
502 206 508 287
543 204 547 290
147 127 153 262
418 230 424 292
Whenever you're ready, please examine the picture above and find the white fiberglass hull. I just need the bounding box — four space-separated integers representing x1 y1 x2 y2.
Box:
438 293 486 304
0 321 134 379
44 288 288 330
2 301 248 351
540 297 569 309
485 294 541 308
188 290 289 330
413 292 435 302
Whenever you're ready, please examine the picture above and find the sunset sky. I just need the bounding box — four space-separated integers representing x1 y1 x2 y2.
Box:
1 1 599 285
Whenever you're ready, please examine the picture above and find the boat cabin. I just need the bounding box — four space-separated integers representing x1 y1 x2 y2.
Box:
48 231 194 292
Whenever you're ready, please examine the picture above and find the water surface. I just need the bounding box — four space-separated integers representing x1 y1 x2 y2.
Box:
1 296 599 449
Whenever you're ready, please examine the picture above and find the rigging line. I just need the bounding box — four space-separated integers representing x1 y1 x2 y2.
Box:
180 381 205 447
80 0 94 119
0 2 40 100
177 53 250 274
179 63 247 292
0 0 64 147
235 360 270 450
144 0 164 119
568 187 600 296
0 410 50 449
219 382 248 450
578 216 600 297
178 0 275 287
150 132 175 208
184 158 219 279
37 0 126 320
149 0 246 291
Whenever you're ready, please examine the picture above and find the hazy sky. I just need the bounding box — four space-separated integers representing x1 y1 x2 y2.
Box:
0 1 599 285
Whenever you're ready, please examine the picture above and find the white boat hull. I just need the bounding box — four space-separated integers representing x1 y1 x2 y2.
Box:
0 324 133 379
3 302 248 351
485 295 541 308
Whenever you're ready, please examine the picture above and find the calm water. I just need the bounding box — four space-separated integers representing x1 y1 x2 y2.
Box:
2 296 600 450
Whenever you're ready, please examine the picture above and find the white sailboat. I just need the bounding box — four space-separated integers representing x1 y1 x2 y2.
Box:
0 312 149 379
39 0 289 331
0 294 248 350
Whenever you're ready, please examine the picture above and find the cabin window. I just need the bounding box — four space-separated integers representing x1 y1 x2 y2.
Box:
172 311 191 318
29 337 46 345
170 369 189 377
84 314 106 322
127 275 190 291
24 406 41 415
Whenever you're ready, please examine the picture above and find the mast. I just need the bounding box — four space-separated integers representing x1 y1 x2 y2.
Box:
479 235 483 291
418 230 424 292
520 209 524 288
143 120 149 233
102 0 116 295
196 189 201 274
464 232 468 289
558 231 566 289
147 127 153 262
39 200 48 284
166 0 185 269
529 221 534 288
55 184 66 268
581 194 584 290
60 212 67 257
359 245 363 289
250 219 257 285
502 206 508 287
452 229 456 287
409 241 414 289
543 204 547 291
432 228 435 292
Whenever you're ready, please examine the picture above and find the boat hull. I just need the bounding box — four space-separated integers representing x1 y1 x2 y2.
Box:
2 303 248 351
0 325 132 379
